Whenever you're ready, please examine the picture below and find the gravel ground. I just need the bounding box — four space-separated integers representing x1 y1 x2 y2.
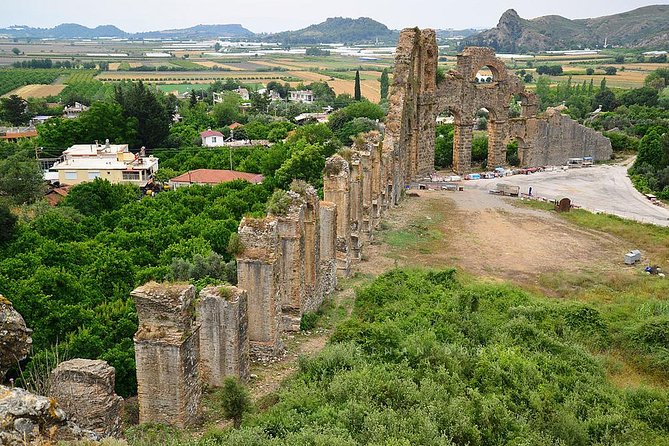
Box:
463 164 669 227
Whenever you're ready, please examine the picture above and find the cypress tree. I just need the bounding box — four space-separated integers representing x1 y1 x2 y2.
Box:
380 68 389 102
354 70 362 101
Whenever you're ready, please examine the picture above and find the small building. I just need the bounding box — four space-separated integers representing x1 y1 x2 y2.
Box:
233 87 250 101
200 129 225 147
294 113 329 124
63 102 89 119
289 90 314 103
169 169 264 189
50 141 159 187
0 127 38 142
258 88 282 102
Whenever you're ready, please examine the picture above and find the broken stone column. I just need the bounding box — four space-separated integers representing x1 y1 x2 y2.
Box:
132 282 201 428
349 152 363 261
274 192 306 331
49 359 123 438
292 184 321 313
324 155 351 276
0 295 32 381
198 285 249 386
358 143 373 238
318 201 337 297
236 217 284 358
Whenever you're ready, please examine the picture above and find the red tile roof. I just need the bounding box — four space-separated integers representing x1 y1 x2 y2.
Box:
200 129 224 138
170 169 264 185
228 122 244 130
0 130 38 139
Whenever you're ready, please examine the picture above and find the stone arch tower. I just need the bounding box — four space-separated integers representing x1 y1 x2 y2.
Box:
384 29 612 176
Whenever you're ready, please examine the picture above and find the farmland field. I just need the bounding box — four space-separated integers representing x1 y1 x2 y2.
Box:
0 68 62 95
3 83 66 98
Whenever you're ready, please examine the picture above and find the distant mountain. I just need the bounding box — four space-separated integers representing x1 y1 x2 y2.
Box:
134 24 254 39
0 23 254 40
0 23 127 39
463 5 669 52
266 17 398 44
436 29 482 39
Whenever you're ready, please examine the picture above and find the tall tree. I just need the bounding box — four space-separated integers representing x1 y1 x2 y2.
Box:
354 70 362 101
1 95 29 126
114 81 170 149
380 68 389 102
0 152 45 205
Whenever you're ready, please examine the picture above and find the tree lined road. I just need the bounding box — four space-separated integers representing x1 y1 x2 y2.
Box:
469 164 669 227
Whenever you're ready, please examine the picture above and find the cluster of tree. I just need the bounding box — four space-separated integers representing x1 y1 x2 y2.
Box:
535 65 563 76
327 100 384 145
0 176 272 396
12 59 97 70
628 128 669 198
37 81 175 153
191 269 669 444
305 47 331 56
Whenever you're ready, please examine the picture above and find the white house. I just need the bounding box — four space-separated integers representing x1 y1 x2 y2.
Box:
200 129 226 147
50 140 159 187
63 102 89 119
289 90 314 103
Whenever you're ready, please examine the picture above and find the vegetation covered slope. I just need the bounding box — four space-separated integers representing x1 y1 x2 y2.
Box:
464 5 669 52
157 269 669 445
267 17 398 45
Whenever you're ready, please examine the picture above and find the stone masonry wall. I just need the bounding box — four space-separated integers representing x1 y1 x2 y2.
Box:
198 285 249 386
132 282 201 428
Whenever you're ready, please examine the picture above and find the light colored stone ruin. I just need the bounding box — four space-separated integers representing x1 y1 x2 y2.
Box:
0 384 98 445
198 285 249 386
132 282 202 427
0 295 32 381
387 29 612 176
49 358 123 438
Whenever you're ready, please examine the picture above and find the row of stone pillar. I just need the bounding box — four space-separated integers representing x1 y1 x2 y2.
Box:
235 184 338 358
323 132 395 276
130 184 339 427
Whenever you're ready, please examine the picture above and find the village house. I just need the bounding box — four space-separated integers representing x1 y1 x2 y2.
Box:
200 129 226 147
50 140 159 187
289 90 314 103
63 102 89 119
169 169 264 189
0 127 38 142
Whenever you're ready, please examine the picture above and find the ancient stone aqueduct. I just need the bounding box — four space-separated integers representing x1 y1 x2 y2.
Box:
2 29 614 437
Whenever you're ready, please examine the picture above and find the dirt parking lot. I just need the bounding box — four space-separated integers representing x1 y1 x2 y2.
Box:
466 163 669 226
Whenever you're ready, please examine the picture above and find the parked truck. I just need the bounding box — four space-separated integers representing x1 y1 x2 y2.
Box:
496 183 520 196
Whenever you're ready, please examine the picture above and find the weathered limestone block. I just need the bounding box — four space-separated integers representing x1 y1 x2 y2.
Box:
132 283 201 428
236 217 284 358
0 385 96 445
0 296 32 381
198 285 249 385
132 282 196 335
49 359 122 438
292 184 321 313
324 155 351 276
318 201 337 298
349 154 363 261
273 192 307 331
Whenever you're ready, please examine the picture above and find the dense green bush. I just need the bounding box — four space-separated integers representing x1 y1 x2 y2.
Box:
200 269 669 445
0 179 271 396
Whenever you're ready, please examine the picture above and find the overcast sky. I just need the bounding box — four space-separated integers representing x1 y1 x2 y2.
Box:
2 0 668 33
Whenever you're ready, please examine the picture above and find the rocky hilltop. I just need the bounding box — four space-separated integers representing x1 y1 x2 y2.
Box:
464 5 669 51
